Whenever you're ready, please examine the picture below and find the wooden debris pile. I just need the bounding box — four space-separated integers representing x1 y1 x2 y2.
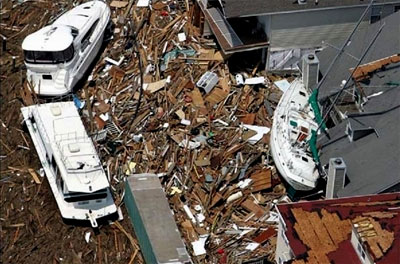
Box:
73 1 289 263
1 1 292 263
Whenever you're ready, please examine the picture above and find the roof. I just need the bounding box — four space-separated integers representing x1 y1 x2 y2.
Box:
22 25 74 51
277 192 400 263
22 102 109 193
54 1 107 31
317 11 400 99
22 1 107 51
125 174 191 263
222 0 400 18
316 12 400 197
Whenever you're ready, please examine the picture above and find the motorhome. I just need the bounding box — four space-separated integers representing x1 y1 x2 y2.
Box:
22 1 110 96
21 101 118 228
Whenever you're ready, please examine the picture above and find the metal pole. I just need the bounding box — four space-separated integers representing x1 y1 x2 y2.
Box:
315 0 374 93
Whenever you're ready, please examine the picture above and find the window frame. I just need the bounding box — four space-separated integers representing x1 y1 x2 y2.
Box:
23 44 74 64
80 19 100 52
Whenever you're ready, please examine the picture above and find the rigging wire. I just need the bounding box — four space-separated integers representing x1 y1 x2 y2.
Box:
314 0 374 93
316 23 386 133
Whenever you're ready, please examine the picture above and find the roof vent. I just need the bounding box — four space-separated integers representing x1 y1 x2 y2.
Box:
298 0 307 4
346 119 377 142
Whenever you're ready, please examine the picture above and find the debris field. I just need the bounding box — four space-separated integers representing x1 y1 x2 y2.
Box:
1 1 292 263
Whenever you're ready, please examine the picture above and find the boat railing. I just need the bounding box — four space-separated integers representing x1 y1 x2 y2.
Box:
55 134 90 153
55 135 101 172
64 154 102 173
32 108 51 145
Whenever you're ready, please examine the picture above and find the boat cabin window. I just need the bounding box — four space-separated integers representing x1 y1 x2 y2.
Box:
64 189 108 203
24 44 74 64
81 19 99 52
70 27 79 39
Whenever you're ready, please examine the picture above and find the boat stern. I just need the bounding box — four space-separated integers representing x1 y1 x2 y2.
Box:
26 67 71 96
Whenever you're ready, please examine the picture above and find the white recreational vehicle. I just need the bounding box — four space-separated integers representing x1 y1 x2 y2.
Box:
22 1 110 96
21 102 118 228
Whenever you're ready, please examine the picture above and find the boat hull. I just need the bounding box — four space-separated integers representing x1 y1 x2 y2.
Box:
270 126 316 191
21 103 118 227
270 79 319 191
24 1 110 96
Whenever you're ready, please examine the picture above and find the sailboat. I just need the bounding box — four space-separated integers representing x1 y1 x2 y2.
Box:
270 1 377 191
22 1 111 96
270 56 320 191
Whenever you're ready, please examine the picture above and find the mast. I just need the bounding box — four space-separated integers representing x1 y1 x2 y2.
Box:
307 0 376 170
316 23 385 133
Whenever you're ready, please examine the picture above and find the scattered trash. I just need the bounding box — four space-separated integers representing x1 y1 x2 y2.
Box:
196 71 219 93
274 79 291 92
245 77 265 85
85 232 91 243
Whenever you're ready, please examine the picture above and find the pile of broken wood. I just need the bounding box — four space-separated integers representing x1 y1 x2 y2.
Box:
16 1 292 263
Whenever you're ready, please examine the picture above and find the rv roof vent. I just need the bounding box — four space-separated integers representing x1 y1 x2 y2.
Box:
50 105 62 116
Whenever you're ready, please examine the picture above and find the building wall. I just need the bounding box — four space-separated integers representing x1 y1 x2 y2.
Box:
275 215 294 264
258 4 398 51
350 229 374 264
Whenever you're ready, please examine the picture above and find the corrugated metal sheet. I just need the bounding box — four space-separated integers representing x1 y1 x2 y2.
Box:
124 173 191 264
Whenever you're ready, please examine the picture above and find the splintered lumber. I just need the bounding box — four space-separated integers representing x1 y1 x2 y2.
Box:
351 54 400 81
241 199 266 218
4 0 286 263
250 168 272 192
28 168 41 184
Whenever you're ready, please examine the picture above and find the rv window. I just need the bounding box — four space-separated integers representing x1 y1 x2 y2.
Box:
24 50 35 63
81 19 99 52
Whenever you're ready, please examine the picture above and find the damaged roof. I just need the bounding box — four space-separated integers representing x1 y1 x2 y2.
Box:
316 11 400 197
222 0 399 18
317 11 400 100
277 192 400 263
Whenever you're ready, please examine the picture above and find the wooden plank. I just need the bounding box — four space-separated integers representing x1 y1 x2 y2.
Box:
28 168 41 184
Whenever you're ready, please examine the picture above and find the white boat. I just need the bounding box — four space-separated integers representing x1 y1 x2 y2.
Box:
21 102 118 228
270 79 319 191
22 1 110 96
